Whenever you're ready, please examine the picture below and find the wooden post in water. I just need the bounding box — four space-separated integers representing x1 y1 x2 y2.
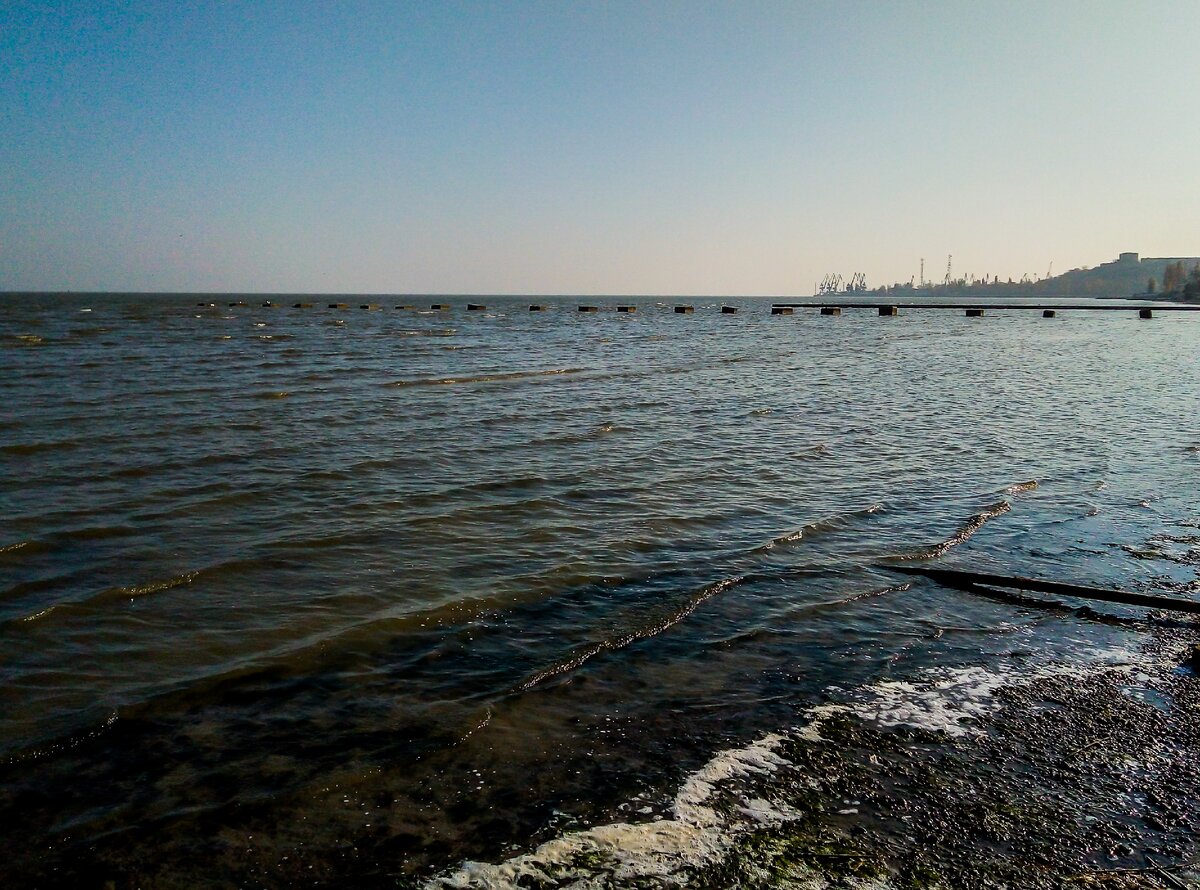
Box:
1140 308 1154 319
721 306 738 314
965 308 985 317
529 304 546 311
431 303 450 310
1043 309 1056 318
466 303 485 311
820 306 841 316
578 305 598 312
329 303 348 309
771 306 793 315
878 305 898 316
674 305 694 314
617 305 636 313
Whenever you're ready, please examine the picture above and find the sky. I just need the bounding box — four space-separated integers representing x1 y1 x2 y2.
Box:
2 1 1199 295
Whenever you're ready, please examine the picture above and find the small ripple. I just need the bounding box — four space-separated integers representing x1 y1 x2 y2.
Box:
384 367 587 388
790 443 829 459
530 422 627 446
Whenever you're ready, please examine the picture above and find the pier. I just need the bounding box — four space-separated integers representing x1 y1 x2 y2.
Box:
771 301 1200 312
189 299 1200 317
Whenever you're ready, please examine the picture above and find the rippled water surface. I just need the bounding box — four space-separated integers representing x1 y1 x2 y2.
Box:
1 293 1198 884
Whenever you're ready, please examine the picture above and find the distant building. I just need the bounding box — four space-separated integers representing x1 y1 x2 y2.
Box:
1118 252 1139 264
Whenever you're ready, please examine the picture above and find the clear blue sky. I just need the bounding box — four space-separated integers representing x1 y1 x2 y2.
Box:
2 1 1198 294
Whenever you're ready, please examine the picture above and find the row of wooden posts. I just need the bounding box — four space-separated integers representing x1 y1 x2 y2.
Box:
198 301 1160 318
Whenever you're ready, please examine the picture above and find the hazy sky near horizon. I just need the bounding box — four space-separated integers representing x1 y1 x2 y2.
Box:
3 1 1199 295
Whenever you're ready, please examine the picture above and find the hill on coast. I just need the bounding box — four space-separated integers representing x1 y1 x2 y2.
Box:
871 252 1200 300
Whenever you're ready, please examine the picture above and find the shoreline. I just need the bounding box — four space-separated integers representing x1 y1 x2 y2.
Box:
430 618 1200 889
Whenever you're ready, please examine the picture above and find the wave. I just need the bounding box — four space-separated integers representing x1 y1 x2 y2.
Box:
427 732 795 889
516 575 747 692
6 562 252 627
901 500 1011 560
789 443 829 459
384 367 587 388
754 504 885 553
1 712 119 767
529 421 626 446
1 439 82 456
1001 479 1038 494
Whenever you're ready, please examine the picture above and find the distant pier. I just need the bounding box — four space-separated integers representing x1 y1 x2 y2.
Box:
199 300 1200 316
771 301 1200 312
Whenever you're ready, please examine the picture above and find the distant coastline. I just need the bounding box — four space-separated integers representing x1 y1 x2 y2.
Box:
860 251 1200 301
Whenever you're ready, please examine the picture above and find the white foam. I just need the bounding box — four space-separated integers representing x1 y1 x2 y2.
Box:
804 641 1153 739
429 644 1156 887
835 665 1015 737
427 734 805 889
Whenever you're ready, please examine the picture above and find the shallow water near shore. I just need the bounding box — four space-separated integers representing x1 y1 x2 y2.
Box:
2 293 1199 885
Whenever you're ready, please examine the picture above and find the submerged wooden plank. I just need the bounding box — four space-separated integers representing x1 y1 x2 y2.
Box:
884 565 1200 615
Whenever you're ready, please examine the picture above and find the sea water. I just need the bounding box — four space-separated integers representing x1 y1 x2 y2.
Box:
1 293 1197 884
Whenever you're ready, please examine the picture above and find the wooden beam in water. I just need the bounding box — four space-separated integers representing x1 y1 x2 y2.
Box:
884 565 1200 615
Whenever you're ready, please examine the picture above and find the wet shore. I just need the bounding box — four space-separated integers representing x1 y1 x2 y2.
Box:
433 615 1200 889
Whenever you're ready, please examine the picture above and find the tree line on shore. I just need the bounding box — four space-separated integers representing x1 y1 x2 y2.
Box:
1147 261 1200 302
